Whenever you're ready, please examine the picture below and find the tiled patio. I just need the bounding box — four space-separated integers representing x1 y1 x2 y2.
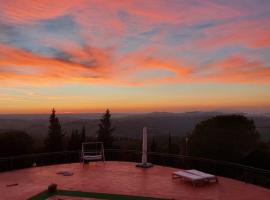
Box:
0 161 269 200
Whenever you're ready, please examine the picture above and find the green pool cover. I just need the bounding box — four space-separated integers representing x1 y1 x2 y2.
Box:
28 189 173 200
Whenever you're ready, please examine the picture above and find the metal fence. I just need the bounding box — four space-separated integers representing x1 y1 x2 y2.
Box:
0 149 270 188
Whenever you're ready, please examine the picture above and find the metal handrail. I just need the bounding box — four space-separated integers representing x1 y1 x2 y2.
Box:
0 149 270 174
147 152 270 175
0 149 269 188
0 151 79 160
104 149 270 175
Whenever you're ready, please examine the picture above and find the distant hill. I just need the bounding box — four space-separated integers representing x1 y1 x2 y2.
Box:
0 112 269 141
0 113 131 120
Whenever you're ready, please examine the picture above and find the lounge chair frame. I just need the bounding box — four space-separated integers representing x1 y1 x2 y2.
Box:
186 169 218 183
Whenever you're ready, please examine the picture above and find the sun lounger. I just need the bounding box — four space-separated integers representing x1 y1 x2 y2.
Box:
186 169 218 182
172 171 206 186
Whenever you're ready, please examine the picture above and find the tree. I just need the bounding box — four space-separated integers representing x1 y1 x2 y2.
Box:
45 108 64 152
81 126 86 143
68 129 81 150
97 109 115 148
190 115 260 162
0 130 33 157
68 130 75 150
243 142 270 170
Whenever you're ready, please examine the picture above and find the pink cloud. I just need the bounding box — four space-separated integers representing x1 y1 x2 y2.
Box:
0 0 269 86
196 18 270 49
0 0 83 24
0 0 241 33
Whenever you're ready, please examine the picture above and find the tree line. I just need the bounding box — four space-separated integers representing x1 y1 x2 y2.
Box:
0 108 115 157
0 111 270 170
45 108 114 152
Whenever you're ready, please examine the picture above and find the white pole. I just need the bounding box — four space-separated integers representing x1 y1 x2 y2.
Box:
136 127 153 168
142 127 147 164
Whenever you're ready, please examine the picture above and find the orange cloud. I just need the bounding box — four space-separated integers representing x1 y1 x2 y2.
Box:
0 44 115 86
1 43 270 87
195 55 270 83
0 0 269 87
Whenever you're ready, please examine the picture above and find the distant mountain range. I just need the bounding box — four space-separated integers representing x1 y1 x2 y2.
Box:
0 112 269 141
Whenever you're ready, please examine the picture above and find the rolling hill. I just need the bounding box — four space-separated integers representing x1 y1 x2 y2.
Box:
0 112 269 141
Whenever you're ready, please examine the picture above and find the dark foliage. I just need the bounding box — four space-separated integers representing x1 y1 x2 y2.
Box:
243 142 270 170
81 126 86 143
0 130 33 157
190 115 260 162
45 109 64 152
68 129 80 150
97 109 115 148
68 127 87 150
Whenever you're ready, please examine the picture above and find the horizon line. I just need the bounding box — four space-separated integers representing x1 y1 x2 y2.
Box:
0 110 268 116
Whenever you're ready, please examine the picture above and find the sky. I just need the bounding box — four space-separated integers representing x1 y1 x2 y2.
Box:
0 0 270 114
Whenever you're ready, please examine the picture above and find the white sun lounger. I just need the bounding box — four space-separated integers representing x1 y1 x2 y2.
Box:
186 169 218 182
172 171 206 186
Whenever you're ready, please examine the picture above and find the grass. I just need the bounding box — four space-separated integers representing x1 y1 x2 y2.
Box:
28 189 173 200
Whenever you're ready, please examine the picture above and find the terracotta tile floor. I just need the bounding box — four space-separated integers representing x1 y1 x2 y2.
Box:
0 161 269 200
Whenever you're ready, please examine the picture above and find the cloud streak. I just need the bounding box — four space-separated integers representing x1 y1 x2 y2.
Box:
0 0 270 85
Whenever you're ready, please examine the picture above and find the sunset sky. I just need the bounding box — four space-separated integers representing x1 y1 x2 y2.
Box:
0 0 270 114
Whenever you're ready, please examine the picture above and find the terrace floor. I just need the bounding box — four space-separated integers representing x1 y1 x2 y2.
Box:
0 161 269 200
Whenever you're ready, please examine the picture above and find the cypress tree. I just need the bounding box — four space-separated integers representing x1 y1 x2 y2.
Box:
45 108 64 152
97 109 115 148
